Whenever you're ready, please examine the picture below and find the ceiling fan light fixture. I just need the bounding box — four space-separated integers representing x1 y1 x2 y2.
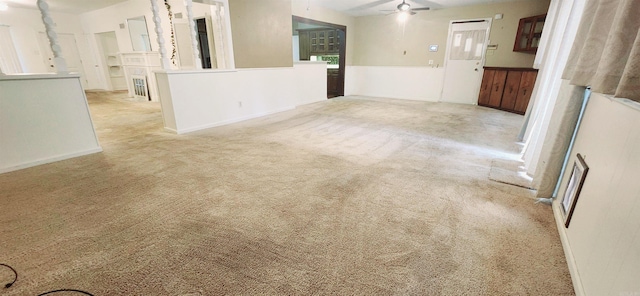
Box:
397 1 410 11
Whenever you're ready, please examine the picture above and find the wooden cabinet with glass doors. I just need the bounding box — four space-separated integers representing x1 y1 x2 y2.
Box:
300 29 341 55
513 14 546 53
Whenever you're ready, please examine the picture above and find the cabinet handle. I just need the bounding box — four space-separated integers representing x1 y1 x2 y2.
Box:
523 89 527 96
495 86 499 91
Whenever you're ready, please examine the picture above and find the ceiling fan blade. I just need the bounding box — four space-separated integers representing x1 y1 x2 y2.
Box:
412 7 430 11
382 9 408 16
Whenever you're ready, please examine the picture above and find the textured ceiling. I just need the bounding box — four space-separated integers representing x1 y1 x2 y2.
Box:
2 0 530 15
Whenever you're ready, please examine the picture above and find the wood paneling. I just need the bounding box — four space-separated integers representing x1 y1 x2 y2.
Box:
478 69 495 106
489 70 508 108
515 71 537 113
500 71 523 110
327 68 340 98
479 67 538 115
298 31 310 61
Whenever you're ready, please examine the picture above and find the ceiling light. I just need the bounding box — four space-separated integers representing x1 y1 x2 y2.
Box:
397 1 410 11
0 2 8 11
397 11 409 22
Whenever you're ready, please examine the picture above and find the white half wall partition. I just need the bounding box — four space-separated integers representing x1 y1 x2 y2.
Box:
345 66 445 102
156 61 327 134
0 73 102 174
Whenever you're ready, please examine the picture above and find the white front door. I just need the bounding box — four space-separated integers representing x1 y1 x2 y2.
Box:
440 19 491 105
38 32 87 88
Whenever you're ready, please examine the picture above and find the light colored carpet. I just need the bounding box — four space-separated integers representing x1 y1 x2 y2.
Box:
0 92 574 295
489 159 535 190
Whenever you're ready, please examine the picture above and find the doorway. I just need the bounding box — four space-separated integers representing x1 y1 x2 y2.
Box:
441 19 491 104
196 18 213 69
95 31 127 91
292 16 346 98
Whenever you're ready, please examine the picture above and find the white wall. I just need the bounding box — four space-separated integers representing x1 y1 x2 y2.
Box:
345 66 444 101
0 74 102 173
157 62 327 134
554 93 640 296
0 7 99 88
79 0 164 90
80 0 157 60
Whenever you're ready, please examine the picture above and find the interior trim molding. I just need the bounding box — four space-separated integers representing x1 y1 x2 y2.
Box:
173 106 296 135
553 202 585 296
0 147 103 175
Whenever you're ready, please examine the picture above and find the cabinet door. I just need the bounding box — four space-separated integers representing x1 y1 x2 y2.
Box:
298 31 310 60
478 70 495 106
317 31 326 53
513 14 546 53
514 18 533 51
327 69 340 97
488 70 508 108
500 71 523 111
514 71 537 114
327 30 337 53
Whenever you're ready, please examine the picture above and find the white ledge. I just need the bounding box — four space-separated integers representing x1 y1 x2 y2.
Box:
154 68 238 75
0 73 81 81
154 64 327 75
294 61 328 65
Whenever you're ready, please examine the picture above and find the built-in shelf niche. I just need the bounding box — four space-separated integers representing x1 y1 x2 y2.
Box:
106 54 123 77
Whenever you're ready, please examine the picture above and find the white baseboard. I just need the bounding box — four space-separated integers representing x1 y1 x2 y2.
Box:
164 127 178 134
553 202 584 296
175 106 296 134
0 147 103 174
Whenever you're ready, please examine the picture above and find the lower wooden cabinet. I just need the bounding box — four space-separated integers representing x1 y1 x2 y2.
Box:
478 67 538 115
327 69 340 98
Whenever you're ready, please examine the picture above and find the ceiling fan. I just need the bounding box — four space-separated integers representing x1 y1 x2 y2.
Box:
385 0 430 15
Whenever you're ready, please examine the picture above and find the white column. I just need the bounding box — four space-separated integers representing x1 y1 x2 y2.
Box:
185 0 202 69
36 0 68 73
150 0 171 70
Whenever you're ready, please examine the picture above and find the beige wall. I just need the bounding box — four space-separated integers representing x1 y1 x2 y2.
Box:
554 92 640 295
229 0 293 68
291 1 356 66
353 0 550 68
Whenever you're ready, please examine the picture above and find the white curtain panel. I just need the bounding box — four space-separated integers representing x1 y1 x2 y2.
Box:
563 0 640 102
0 25 23 74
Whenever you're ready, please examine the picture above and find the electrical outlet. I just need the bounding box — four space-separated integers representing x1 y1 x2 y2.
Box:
429 60 434 65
